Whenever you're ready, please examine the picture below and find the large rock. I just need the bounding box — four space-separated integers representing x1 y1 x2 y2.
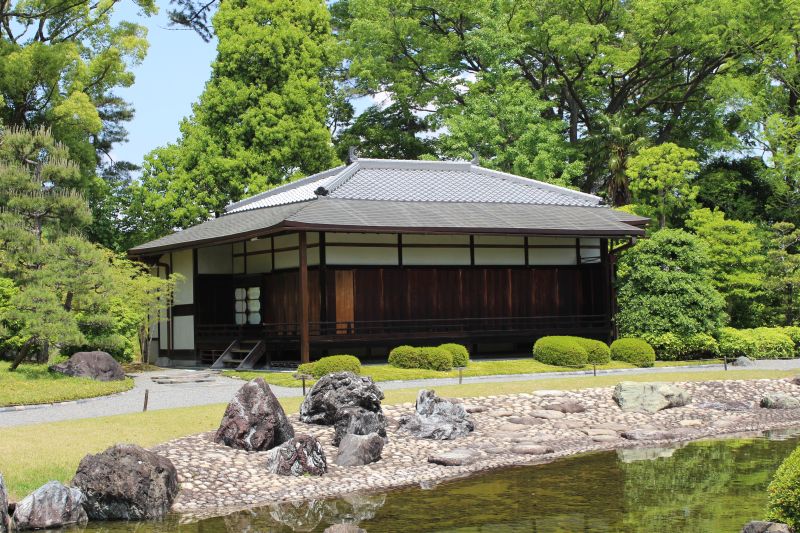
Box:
333 406 387 447
741 521 791 533
71 443 178 520
732 356 755 367
49 351 125 382
612 382 691 413
335 433 384 467
0 474 12 533
300 372 384 425
12 481 87 530
427 448 481 466
398 390 474 440
265 435 327 476
760 393 800 409
215 378 294 451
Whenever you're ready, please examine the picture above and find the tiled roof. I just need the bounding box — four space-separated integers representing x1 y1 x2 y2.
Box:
130 158 648 255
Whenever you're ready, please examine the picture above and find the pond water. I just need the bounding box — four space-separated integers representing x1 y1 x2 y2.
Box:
83 429 800 533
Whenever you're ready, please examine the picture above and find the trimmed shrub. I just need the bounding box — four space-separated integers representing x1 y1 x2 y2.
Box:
767 445 800 529
388 345 422 369
779 326 800 355
683 333 720 358
573 337 611 365
719 327 795 360
438 343 469 367
417 346 454 371
610 338 656 368
532 337 588 368
298 355 361 378
643 332 719 360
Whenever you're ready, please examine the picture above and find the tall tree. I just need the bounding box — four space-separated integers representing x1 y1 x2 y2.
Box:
129 0 339 238
764 222 800 325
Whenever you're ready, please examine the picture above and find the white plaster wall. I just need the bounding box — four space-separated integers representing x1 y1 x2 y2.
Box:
233 256 245 274
172 315 195 350
274 250 299 270
580 238 602 262
159 316 168 350
404 247 471 265
528 236 573 246
247 238 271 252
528 248 577 265
474 247 525 265
274 233 299 248
474 235 524 246
172 249 194 305
326 246 398 265
198 244 232 274
325 232 396 244
403 234 470 245
246 254 271 274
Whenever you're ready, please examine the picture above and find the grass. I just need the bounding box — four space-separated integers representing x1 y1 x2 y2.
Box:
0 366 793 501
0 361 134 407
224 357 724 388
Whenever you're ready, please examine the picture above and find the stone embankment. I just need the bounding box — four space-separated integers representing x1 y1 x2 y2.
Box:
154 377 800 521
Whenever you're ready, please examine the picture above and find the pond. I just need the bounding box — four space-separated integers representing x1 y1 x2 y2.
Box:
84 429 800 532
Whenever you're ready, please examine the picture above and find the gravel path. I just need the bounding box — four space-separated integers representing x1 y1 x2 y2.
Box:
2 359 799 428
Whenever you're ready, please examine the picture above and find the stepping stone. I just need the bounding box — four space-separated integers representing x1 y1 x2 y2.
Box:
488 409 514 417
679 419 703 427
497 423 527 433
528 409 565 420
563 420 585 429
511 444 554 455
542 400 586 414
506 416 546 426
621 429 677 441
428 448 481 466
464 405 487 413
583 428 617 437
533 390 568 397
591 435 618 443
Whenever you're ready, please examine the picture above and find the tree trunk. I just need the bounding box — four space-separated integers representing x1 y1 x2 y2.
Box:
63 291 74 312
9 338 36 371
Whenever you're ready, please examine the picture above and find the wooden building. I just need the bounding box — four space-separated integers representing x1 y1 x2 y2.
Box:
128 158 648 368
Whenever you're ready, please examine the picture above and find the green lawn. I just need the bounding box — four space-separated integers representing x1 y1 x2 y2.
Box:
224 357 724 388
0 361 134 407
0 366 789 501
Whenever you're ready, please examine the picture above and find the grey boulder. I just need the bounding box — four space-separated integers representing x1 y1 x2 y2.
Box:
265 435 327 476
300 372 384 425
12 481 87 530
0 474 12 533
760 393 800 409
215 378 294 451
542 400 586 413
613 382 691 413
335 433 384 467
71 443 178 520
741 521 791 533
732 356 755 367
49 351 125 381
398 389 474 440
333 406 387 446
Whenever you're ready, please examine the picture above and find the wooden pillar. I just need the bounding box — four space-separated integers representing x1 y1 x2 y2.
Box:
299 231 310 363
600 238 613 342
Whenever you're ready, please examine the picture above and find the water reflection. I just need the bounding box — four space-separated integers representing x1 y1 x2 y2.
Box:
79 431 800 533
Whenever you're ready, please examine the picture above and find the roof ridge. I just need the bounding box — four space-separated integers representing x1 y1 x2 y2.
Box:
471 165 602 204
315 161 360 196
225 164 347 212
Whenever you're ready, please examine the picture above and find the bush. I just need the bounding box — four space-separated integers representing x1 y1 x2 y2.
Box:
643 332 719 361
779 326 800 355
388 345 422 369
298 355 361 378
533 336 588 367
573 337 611 365
610 338 656 367
719 327 795 360
767 445 800 529
417 346 454 371
438 343 469 367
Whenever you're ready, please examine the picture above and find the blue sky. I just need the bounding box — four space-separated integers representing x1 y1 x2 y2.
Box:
112 2 217 165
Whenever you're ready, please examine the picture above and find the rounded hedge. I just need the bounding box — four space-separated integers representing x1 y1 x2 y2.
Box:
610 338 656 368
300 355 361 378
438 343 469 367
780 326 800 355
573 337 611 365
719 327 795 360
417 346 454 371
532 336 588 367
388 345 422 369
767 445 800 529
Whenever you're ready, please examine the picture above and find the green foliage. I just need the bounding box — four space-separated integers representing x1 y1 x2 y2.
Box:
643 332 720 361
763 223 800 326
572 338 611 365
438 343 470 367
532 337 589 368
335 102 435 160
616 229 727 339
767 444 800 529
610 338 656 368
626 143 700 228
417 347 454 371
779 327 800 355
686 208 767 327
388 345 422 369
718 327 795 360
128 0 339 241
299 355 361 378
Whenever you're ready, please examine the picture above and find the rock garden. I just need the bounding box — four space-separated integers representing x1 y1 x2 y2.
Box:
6 371 800 530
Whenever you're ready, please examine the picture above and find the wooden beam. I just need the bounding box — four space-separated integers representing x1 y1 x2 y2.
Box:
299 231 310 363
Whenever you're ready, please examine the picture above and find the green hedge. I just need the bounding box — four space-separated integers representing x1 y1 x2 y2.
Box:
779 326 800 355
719 327 795 360
573 337 611 365
643 332 719 360
388 345 423 369
388 345 454 371
532 336 589 367
297 355 361 378
438 343 469 367
767 445 800 529
611 338 656 368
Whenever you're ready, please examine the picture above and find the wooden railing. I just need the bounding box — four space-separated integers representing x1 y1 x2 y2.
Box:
197 314 609 343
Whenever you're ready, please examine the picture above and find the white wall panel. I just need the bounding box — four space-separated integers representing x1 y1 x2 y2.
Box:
326 246 398 265
325 232 396 244
528 248 577 265
246 254 271 273
403 234 470 245
172 249 193 305
404 247 471 265
274 250 299 270
198 244 232 274
474 247 525 265
172 315 195 350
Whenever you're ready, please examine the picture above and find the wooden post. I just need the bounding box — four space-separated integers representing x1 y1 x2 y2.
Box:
299 231 310 364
